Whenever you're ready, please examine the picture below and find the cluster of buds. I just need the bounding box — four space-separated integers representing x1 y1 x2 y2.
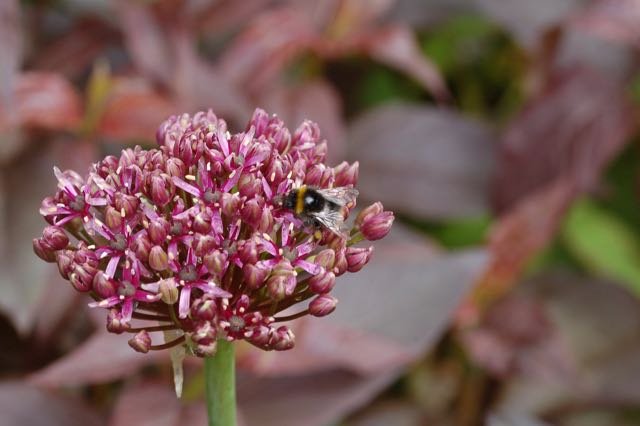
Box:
34 108 393 356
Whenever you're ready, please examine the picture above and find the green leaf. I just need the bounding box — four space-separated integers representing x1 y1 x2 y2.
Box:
562 198 640 296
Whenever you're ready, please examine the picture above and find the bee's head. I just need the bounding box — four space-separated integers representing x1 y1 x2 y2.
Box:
274 189 297 211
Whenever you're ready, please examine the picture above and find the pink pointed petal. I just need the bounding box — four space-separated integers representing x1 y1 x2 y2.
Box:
258 238 278 257
284 274 297 295
86 196 108 206
172 177 202 197
121 299 134 322
294 259 321 275
106 255 121 278
141 282 160 293
211 209 223 234
194 282 232 298
281 221 291 246
54 167 79 196
296 240 315 257
222 167 242 192
277 179 291 195
217 128 230 157
256 258 279 269
238 127 255 157
88 296 120 309
53 214 79 227
141 202 160 221
261 176 273 199
178 286 192 319
39 205 70 216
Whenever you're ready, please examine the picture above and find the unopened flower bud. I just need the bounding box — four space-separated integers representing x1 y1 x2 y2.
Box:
107 309 130 334
128 330 152 353
257 208 273 233
309 294 337 317
194 341 218 357
359 210 393 241
333 161 359 187
333 248 348 276
237 239 258 265
272 326 295 351
309 271 335 294
93 271 117 298
194 234 216 257
114 192 139 218
150 173 174 206
267 274 288 301
220 193 242 218
247 325 272 348
243 263 268 290
241 199 262 228
193 210 212 234
304 164 325 186
165 157 186 177
149 245 168 271
204 250 228 277
346 246 373 272
355 202 383 227
33 238 56 262
42 226 69 250
249 108 269 136
56 250 74 279
238 174 261 198
148 218 169 245
40 196 57 225
104 205 123 230
159 278 179 304
314 249 335 269
74 244 98 268
191 297 216 321
70 265 96 292
131 233 152 262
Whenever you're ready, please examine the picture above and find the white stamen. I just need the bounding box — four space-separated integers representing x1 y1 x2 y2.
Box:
143 220 149 228
119 295 125 300
116 167 122 174
87 245 95 250
131 268 136 276
100 252 108 259
120 208 126 218
244 331 253 338
146 295 155 300
207 162 211 171
239 307 245 313
270 172 276 182
83 216 89 223
185 175 196 181
287 171 292 179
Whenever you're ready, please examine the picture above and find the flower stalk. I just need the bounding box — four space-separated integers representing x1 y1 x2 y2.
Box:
205 340 237 426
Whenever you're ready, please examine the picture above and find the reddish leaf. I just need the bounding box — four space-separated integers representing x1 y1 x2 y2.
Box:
31 18 117 78
327 225 487 357
360 25 450 102
240 318 414 377
238 369 400 426
171 29 251 124
462 178 575 324
0 72 83 132
492 68 635 212
461 294 576 382
0 139 96 334
97 78 176 142
570 0 640 50
0 382 103 426
115 0 173 85
29 332 166 387
348 103 497 219
218 7 316 94
259 80 346 162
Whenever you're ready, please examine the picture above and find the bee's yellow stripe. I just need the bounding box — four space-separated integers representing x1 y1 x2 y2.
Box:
295 185 307 215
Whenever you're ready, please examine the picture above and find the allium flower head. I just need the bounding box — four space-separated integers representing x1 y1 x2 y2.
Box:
35 108 393 357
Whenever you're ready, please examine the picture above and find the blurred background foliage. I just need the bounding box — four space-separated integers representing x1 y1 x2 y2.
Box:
4 0 640 425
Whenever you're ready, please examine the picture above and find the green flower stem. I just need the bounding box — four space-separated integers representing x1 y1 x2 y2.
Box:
205 339 237 426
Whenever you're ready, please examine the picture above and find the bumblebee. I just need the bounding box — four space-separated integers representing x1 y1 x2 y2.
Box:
279 185 358 237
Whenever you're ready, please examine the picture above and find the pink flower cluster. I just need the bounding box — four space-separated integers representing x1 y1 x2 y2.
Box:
34 108 393 356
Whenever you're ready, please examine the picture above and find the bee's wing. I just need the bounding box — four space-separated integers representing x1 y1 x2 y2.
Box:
315 187 359 207
308 209 346 237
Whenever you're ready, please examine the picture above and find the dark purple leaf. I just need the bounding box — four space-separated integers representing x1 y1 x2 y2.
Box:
492 68 635 212
0 139 96 334
29 332 166 387
238 369 400 426
0 72 83 132
259 80 346 162
115 0 173 85
97 77 176 142
327 224 487 357
348 103 497 219
0 382 103 426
